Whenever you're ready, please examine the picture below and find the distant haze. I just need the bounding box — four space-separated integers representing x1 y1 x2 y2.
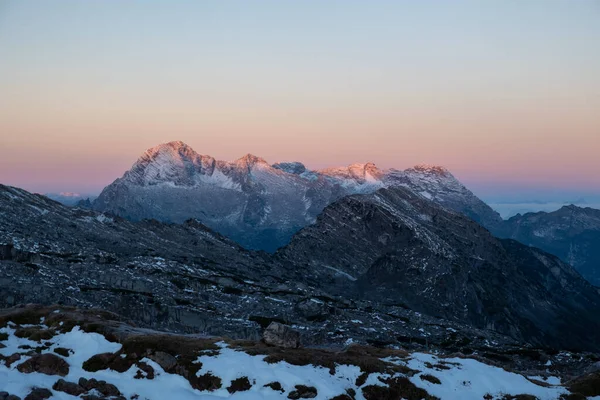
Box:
0 1 599 202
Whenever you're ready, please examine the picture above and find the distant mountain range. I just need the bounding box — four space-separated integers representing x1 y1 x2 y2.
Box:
494 206 600 286
44 192 97 206
89 141 502 251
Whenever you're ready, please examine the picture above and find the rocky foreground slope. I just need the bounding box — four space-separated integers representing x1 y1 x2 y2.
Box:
91 141 502 251
2 183 600 353
2 305 600 400
0 183 522 350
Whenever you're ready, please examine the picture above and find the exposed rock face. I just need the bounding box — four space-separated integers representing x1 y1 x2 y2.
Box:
492 205 600 286
263 322 301 348
91 141 500 251
278 187 600 351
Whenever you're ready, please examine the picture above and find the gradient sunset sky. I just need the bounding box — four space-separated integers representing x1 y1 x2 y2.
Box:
0 1 599 202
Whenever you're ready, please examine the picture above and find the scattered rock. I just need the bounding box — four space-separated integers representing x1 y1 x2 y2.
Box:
4 353 21 367
288 385 318 399
294 298 330 322
264 382 284 392
329 395 353 400
82 352 115 372
78 377 121 397
362 377 438 400
24 388 52 400
52 379 86 396
17 353 69 376
53 347 71 357
263 322 301 348
355 372 369 386
568 371 600 397
148 350 177 371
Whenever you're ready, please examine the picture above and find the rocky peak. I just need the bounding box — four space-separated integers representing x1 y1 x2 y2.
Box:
235 154 269 170
139 141 198 164
407 164 451 177
122 141 215 187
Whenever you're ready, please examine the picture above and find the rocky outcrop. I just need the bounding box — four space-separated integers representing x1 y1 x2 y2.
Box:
263 322 301 348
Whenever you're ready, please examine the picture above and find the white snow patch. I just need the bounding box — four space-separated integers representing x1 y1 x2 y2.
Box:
400 353 567 400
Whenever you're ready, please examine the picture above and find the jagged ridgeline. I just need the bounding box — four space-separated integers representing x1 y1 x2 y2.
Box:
89 141 502 252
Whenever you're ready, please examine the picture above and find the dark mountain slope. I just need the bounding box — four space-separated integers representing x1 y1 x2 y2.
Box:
493 205 600 286
278 187 600 351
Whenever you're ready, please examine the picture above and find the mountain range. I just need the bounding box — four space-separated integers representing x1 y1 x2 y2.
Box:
3 140 600 352
90 141 502 252
87 141 600 287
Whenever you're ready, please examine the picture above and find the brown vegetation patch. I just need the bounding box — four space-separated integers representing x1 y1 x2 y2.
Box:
52 379 86 396
14 327 55 342
78 377 122 397
134 361 155 379
193 373 222 391
230 341 412 376
328 395 353 400
424 361 451 371
288 385 318 399
17 353 69 376
355 372 369 386
362 377 439 400
567 371 600 397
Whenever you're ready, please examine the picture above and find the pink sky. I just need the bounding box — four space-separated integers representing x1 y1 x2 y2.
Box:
0 1 599 198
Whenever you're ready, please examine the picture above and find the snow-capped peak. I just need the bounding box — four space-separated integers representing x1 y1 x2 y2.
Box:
319 162 383 181
272 162 307 175
235 153 269 168
141 141 198 162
